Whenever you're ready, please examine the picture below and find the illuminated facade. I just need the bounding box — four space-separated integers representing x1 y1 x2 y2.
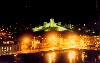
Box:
32 18 73 32
0 32 18 55
0 45 17 55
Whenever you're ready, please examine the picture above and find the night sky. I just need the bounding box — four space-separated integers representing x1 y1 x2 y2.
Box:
0 0 96 26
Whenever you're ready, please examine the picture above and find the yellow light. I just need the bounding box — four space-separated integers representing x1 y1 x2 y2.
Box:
24 39 29 42
68 51 76 63
2 29 4 30
81 52 85 62
22 37 30 43
98 55 100 60
52 36 55 39
19 34 33 51
3 42 6 44
46 52 56 63
7 41 9 44
0 37 2 39
10 47 11 50
14 54 17 57
21 45 28 51
45 31 58 48
9 36 11 38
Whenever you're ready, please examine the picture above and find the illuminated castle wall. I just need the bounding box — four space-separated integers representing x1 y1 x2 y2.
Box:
43 19 61 27
32 18 72 32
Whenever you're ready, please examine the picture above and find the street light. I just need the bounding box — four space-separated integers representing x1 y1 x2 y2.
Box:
47 35 58 48
20 36 31 51
24 38 29 43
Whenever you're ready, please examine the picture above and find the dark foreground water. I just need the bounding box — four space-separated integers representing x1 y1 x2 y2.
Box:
0 49 100 63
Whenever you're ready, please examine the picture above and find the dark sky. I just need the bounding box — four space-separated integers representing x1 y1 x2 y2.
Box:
0 0 96 26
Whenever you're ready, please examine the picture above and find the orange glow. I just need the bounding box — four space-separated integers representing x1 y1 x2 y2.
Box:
18 32 91 51
21 44 28 50
45 31 58 38
2 32 6 36
63 33 89 49
68 51 76 63
19 34 33 51
46 52 56 63
39 31 90 49
23 38 30 43
20 34 32 44
45 31 58 47
64 33 79 48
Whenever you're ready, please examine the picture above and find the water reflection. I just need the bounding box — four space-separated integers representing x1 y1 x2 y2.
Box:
98 54 100 60
16 50 100 63
68 51 76 63
45 50 88 63
46 52 56 63
81 52 85 62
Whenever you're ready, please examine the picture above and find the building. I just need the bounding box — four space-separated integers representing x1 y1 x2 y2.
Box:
0 32 18 55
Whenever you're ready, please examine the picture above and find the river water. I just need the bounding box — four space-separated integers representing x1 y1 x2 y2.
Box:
15 49 100 63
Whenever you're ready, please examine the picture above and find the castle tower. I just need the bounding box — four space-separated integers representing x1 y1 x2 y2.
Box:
49 18 56 27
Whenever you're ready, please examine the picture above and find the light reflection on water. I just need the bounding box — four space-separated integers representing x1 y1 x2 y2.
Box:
45 52 56 63
43 50 100 63
17 50 100 63
68 51 76 63
98 54 100 60
44 50 80 63
81 52 85 62
81 51 88 62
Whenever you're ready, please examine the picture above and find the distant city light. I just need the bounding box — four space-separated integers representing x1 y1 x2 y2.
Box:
84 24 85 26
10 26 11 28
78 28 81 31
